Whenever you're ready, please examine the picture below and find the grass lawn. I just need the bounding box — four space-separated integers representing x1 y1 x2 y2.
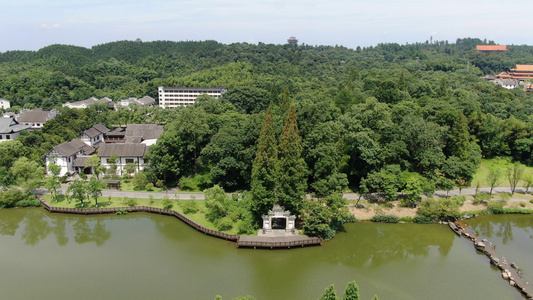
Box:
41 194 242 235
471 157 533 187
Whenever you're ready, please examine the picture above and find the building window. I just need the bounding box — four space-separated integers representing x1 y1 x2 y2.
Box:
6 135 10 140
106 159 114 164
125 159 134 164
0 135 2 139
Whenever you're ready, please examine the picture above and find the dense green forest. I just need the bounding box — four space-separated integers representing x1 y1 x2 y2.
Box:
2 37 533 233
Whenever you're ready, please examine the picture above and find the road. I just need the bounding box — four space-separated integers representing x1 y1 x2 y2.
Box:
34 184 532 201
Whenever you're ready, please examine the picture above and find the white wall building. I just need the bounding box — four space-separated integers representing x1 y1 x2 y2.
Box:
63 97 112 109
158 86 227 109
17 108 59 130
0 98 10 110
46 139 95 176
98 143 148 175
0 117 30 142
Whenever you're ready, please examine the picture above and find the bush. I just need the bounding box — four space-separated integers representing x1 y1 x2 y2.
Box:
486 201 504 213
399 216 414 223
237 218 256 235
162 199 173 210
122 197 137 207
0 188 26 208
451 196 466 206
15 199 41 207
145 183 154 191
182 201 199 214
520 202 526 207
413 216 433 224
371 215 399 223
217 216 234 231
417 198 461 221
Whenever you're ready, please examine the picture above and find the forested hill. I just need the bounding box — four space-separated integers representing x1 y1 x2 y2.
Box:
2 37 533 196
2 37 533 110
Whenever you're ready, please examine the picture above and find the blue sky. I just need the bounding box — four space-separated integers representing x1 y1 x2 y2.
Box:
1 0 531 52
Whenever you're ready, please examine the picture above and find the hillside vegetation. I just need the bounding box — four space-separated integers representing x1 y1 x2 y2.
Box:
2 37 533 220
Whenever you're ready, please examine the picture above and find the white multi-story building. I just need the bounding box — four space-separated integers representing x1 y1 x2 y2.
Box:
158 86 227 109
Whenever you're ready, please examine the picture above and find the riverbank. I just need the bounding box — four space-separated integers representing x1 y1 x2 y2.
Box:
349 194 533 221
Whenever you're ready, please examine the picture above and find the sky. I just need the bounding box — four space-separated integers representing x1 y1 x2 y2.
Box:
1 0 531 52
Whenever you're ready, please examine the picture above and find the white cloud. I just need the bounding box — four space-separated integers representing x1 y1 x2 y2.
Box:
41 24 61 30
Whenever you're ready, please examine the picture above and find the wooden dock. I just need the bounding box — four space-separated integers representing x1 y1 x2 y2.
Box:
450 221 533 299
37 197 322 249
237 235 322 249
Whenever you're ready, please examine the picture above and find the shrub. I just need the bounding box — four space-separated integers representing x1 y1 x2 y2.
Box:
530 199 533 204
237 218 256 235
371 215 399 223
399 216 414 223
116 209 128 215
145 183 154 191
217 216 234 231
122 197 137 207
486 201 504 213
520 202 526 207
451 196 466 206
182 201 199 214
417 198 461 221
162 199 173 210
15 199 41 207
0 188 26 208
413 216 433 224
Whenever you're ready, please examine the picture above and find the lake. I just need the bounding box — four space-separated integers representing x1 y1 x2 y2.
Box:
0 208 524 300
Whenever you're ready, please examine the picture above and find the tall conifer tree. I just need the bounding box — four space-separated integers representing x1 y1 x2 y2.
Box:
278 105 307 215
251 106 278 221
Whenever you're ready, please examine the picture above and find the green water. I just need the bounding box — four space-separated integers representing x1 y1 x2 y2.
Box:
465 214 533 278
0 208 523 300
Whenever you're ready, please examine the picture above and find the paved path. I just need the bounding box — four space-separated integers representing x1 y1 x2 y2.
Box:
36 185 533 201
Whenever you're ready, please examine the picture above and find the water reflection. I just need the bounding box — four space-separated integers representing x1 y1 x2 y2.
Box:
0 208 111 246
324 222 455 268
468 215 533 245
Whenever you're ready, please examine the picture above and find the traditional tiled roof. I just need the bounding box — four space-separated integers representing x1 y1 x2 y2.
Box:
17 108 56 123
0 117 30 134
72 156 91 168
51 139 95 157
477 45 508 51
63 97 113 107
125 124 163 140
511 64 533 72
92 123 110 134
136 96 155 106
84 127 102 138
97 143 147 157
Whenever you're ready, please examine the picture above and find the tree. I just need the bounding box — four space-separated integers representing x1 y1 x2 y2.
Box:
205 185 230 222
487 168 502 196
278 105 307 215
448 112 470 159
67 179 86 207
132 172 148 190
342 281 359 300
320 285 339 300
86 177 106 207
522 174 533 194
251 106 278 220
436 176 455 198
106 154 120 176
507 162 525 194
44 163 61 202
10 157 44 193
86 154 104 179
